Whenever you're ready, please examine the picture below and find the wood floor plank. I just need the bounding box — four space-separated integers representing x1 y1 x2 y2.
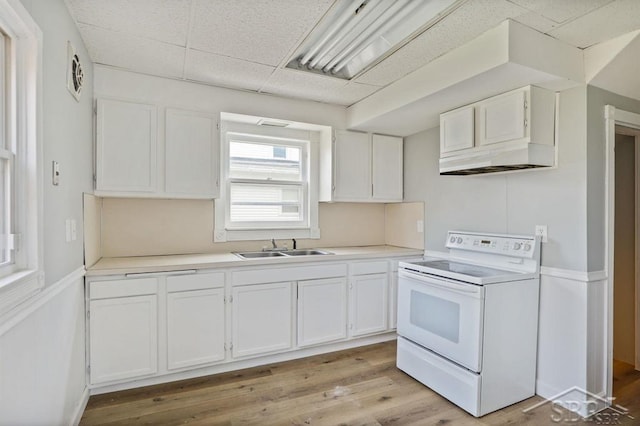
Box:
81 341 640 426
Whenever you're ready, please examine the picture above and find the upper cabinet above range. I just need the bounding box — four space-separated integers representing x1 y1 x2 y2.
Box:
320 130 403 203
95 98 219 199
439 86 556 175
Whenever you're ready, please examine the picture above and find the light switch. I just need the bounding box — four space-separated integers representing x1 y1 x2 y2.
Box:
417 220 424 233
65 219 71 242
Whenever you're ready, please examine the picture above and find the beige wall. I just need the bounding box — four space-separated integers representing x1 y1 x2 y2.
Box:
93 198 423 257
385 202 424 250
83 194 102 267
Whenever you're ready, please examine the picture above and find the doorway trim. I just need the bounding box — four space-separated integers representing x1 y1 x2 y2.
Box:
605 105 640 399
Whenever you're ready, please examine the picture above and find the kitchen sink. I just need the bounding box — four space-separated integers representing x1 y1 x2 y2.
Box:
234 251 288 259
285 249 333 256
234 249 333 259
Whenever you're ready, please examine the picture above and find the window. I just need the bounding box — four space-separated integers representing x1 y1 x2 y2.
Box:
0 1 43 314
0 31 10 270
215 120 320 242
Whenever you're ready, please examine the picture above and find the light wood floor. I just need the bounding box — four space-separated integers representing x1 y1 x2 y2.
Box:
80 342 640 425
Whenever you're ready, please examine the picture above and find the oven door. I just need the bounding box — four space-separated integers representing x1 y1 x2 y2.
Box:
397 269 484 372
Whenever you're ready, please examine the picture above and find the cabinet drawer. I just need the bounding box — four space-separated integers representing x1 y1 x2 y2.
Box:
351 261 388 275
167 272 225 292
90 277 158 300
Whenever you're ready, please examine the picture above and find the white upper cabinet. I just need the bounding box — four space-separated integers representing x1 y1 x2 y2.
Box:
96 98 157 194
95 98 219 199
439 85 555 156
333 130 371 201
372 134 403 201
165 109 219 197
440 106 474 154
321 130 403 202
478 89 527 146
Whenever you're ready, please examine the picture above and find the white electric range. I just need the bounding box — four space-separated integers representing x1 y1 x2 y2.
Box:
396 231 541 417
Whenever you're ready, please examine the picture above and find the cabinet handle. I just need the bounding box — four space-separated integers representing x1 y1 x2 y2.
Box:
125 269 197 278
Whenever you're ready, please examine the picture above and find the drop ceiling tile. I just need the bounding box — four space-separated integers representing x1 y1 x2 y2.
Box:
356 0 529 87
66 0 190 46
508 0 614 24
78 24 186 79
190 0 334 67
260 69 349 105
511 10 558 33
548 0 640 47
185 49 275 92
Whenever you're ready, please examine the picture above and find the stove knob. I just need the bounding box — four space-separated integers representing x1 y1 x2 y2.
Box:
524 243 532 252
513 242 522 250
450 236 456 243
456 237 463 244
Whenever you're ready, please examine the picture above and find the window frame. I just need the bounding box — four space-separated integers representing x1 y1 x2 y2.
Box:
215 121 320 242
0 0 44 316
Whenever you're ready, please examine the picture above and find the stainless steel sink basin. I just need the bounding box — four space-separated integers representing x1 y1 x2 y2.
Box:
234 251 288 259
285 249 333 256
234 249 333 259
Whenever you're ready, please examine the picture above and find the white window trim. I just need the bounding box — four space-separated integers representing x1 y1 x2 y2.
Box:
215 121 320 242
0 0 44 317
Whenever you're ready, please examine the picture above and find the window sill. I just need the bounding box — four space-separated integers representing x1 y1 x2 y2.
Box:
215 228 320 242
0 269 44 318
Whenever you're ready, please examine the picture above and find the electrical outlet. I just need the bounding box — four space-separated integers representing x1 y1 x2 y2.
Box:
535 225 548 243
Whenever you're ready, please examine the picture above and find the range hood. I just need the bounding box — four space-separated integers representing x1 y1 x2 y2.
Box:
439 142 555 175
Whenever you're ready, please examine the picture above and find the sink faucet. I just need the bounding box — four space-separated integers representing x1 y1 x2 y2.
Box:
271 238 277 249
292 238 297 250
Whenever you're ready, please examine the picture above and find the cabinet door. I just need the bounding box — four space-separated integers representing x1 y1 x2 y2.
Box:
298 277 347 347
440 106 474 154
89 295 158 384
165 109 218 198
232 282 293 358
350 273 388 337
478 89 527 146
389 271 398 330
372 134 403 201
333 130 371 201
167 288 225 370
96 98 157 193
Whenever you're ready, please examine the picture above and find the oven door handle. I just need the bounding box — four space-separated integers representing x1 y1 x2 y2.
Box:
400 269 483 295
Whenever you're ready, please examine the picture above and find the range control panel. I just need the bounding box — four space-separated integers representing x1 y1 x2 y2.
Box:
445 231 538 258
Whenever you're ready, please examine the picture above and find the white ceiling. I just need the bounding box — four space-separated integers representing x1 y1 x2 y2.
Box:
65 0 640 107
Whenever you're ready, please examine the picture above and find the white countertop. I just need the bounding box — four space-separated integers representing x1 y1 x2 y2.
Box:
87 245 423 276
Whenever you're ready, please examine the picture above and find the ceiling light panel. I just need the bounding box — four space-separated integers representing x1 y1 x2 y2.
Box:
287 0 461 80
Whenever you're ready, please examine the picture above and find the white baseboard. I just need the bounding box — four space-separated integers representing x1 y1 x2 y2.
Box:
69 386 90 426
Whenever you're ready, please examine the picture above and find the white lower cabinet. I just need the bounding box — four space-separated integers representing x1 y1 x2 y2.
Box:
167 288 225 370
350 273 389 337
166 272 226 370
232 282 294 358
88 278 159 385
87 257 409 389
297 277 348 347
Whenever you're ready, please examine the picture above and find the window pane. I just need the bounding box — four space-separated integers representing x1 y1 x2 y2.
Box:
0 159 8 266
230 183 303 223
229 140 302 181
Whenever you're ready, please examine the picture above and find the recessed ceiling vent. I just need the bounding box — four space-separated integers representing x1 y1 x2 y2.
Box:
66 41 84 101
257 119 290 127
287 0 462 80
